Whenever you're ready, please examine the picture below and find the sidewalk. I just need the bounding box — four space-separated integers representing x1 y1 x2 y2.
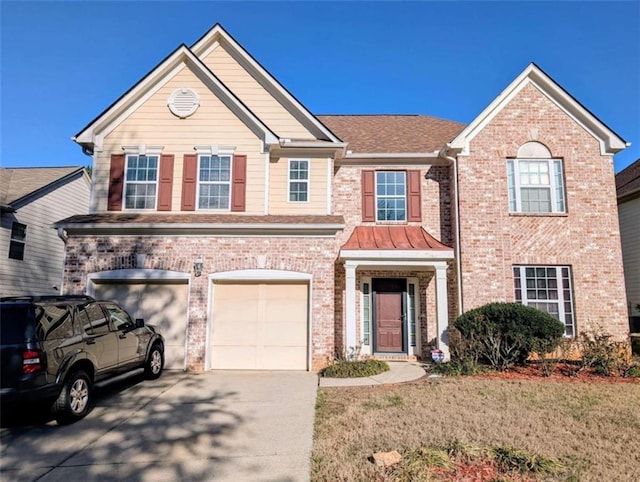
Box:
318 361 427 387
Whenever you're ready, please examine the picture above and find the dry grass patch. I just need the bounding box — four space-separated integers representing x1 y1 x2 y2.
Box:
312 377 640 481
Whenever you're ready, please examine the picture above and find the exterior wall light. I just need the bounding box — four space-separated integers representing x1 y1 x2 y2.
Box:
194 256 204 277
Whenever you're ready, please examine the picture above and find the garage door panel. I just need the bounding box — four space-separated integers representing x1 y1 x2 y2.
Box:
211 282 308 370
93 282 187 371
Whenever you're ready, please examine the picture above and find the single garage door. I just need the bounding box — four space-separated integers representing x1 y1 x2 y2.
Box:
93 281 188 370
211 282 308 370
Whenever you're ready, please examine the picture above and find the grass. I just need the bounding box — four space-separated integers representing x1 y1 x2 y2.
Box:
319 359 389 378
312 377 640 481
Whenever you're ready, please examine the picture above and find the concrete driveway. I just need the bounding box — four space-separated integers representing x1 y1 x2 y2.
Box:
0 370 318 482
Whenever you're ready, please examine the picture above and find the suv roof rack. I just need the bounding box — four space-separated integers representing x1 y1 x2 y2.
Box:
0 295 95 303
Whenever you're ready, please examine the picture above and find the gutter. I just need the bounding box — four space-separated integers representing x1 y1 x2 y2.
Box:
439 144 464 316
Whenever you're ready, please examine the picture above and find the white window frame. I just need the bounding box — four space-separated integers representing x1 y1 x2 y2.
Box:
196 150 234 211
507 158 565 214
375 171 407 222
8 221 27 260
123 154 159 210
288 159 309 203
361 278 372 355
407 278 420 357
513 265 575 337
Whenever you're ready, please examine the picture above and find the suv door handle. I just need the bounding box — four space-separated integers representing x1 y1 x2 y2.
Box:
119 333 127 339
85 338 96 345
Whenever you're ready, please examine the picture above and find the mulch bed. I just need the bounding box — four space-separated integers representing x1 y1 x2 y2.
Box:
471 362 640 384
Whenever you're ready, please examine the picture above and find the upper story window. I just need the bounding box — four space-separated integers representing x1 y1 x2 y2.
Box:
8 222 26 260
376 171 406 221
507 142 565 214
514 265 575 337
288 159 309 202
125 154 158 209
198 154 232 210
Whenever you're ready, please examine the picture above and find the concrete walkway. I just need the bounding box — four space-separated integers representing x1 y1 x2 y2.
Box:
318 361 427 387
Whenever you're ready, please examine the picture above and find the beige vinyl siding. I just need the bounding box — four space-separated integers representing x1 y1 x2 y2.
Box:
619 197 640 315
269 157 328 215
94 65 265 213
201 43 316 140
0 173 90 296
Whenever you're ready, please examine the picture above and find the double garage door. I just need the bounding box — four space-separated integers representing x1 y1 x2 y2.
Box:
93 281 188 370
210 281 309 370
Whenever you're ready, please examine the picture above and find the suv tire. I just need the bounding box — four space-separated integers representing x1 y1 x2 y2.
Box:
54 370 92 425
145 344 164 380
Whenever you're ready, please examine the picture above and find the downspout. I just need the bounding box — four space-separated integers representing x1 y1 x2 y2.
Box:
438 145 463 316
56 227 68 294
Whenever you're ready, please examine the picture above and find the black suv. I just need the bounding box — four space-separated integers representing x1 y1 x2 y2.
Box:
0 295 164 424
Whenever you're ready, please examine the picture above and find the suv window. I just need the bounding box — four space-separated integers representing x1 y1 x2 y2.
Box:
103 303 133 331
78 303 110 335
34 304 74 340
0 304 36 343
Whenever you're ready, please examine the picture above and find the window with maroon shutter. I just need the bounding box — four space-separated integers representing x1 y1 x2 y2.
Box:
362 170 375 222
108 154 125 211
157 154 174 211
407 170 422 222
231 154 246 212
181 154 197 211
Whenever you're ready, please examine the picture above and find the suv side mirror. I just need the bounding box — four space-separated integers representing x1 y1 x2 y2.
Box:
135 318 145 328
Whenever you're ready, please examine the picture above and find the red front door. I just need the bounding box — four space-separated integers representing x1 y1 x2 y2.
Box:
374 279 405 353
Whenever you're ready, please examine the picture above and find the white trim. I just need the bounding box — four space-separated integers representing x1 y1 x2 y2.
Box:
326 158 332 215
345 263 357 353
195 153 233 211
193 145 236 155
449 64 627 156
287 159 310 203
122 145 165 156
375 171 407 222
341 250 454 261
87 269 190 282
205 269 313 371
264 151 270 215
191 25 342 143
434 264 450 360
344 152 440 159
360 277 372 355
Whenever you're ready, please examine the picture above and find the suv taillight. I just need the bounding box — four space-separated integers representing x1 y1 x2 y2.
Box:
23 349 43 374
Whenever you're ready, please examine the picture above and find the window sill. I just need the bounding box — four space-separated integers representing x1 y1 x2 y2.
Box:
509 212 568 218
375 220 409 225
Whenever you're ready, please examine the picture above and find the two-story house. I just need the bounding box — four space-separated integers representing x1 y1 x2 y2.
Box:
55 24 629 372
1 166 90 297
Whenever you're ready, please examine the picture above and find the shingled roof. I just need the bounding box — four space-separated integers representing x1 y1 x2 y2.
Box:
317 114 465 154
0 166 84 208
616 159 640 201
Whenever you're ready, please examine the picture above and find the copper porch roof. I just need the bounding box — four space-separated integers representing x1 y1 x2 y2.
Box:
317 115 465 154
55 213 345 226
341 226 452 251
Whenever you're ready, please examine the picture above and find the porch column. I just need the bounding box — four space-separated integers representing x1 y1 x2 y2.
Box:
345 261 357 354
434 263 450 361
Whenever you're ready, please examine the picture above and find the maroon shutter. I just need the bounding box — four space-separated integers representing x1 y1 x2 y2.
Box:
108 154 125 211
407 170 422 222
181 154 197 211
157 155 174 211
231 154 247 212
362 170 375 222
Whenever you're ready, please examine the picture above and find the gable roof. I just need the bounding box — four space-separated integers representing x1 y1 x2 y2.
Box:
616 159 640 201
191 24 341 143
73 44 278 151
318 115 465 154
449 63 628 156
0 166 85 208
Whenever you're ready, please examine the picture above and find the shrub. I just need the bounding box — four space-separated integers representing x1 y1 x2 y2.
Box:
580 326 632 376
454 302 565 371
320 359 389 378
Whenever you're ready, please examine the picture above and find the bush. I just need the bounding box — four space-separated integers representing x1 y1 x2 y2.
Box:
579 326 632 376
454 302 565 371
320 359 389 378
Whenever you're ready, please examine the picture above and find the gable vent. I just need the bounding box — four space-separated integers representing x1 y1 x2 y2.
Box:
168 88 200 118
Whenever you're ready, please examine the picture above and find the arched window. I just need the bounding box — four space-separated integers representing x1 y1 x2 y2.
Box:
507 142 565 213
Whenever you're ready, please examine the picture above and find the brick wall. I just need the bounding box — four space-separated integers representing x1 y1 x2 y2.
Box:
457 82 628 340
63 235 337 371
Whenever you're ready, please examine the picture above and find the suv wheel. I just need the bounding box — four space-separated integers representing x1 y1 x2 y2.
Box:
145 344 164 380
54 370 92 425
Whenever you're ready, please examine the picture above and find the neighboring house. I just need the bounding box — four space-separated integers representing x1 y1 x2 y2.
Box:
616 159 640 327
1 167 90 297
55 24 629 372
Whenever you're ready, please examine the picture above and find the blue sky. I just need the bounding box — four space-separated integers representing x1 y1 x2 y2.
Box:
1 1 638 172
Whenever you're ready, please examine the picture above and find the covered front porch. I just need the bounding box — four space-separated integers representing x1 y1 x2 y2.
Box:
339 226 455 361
